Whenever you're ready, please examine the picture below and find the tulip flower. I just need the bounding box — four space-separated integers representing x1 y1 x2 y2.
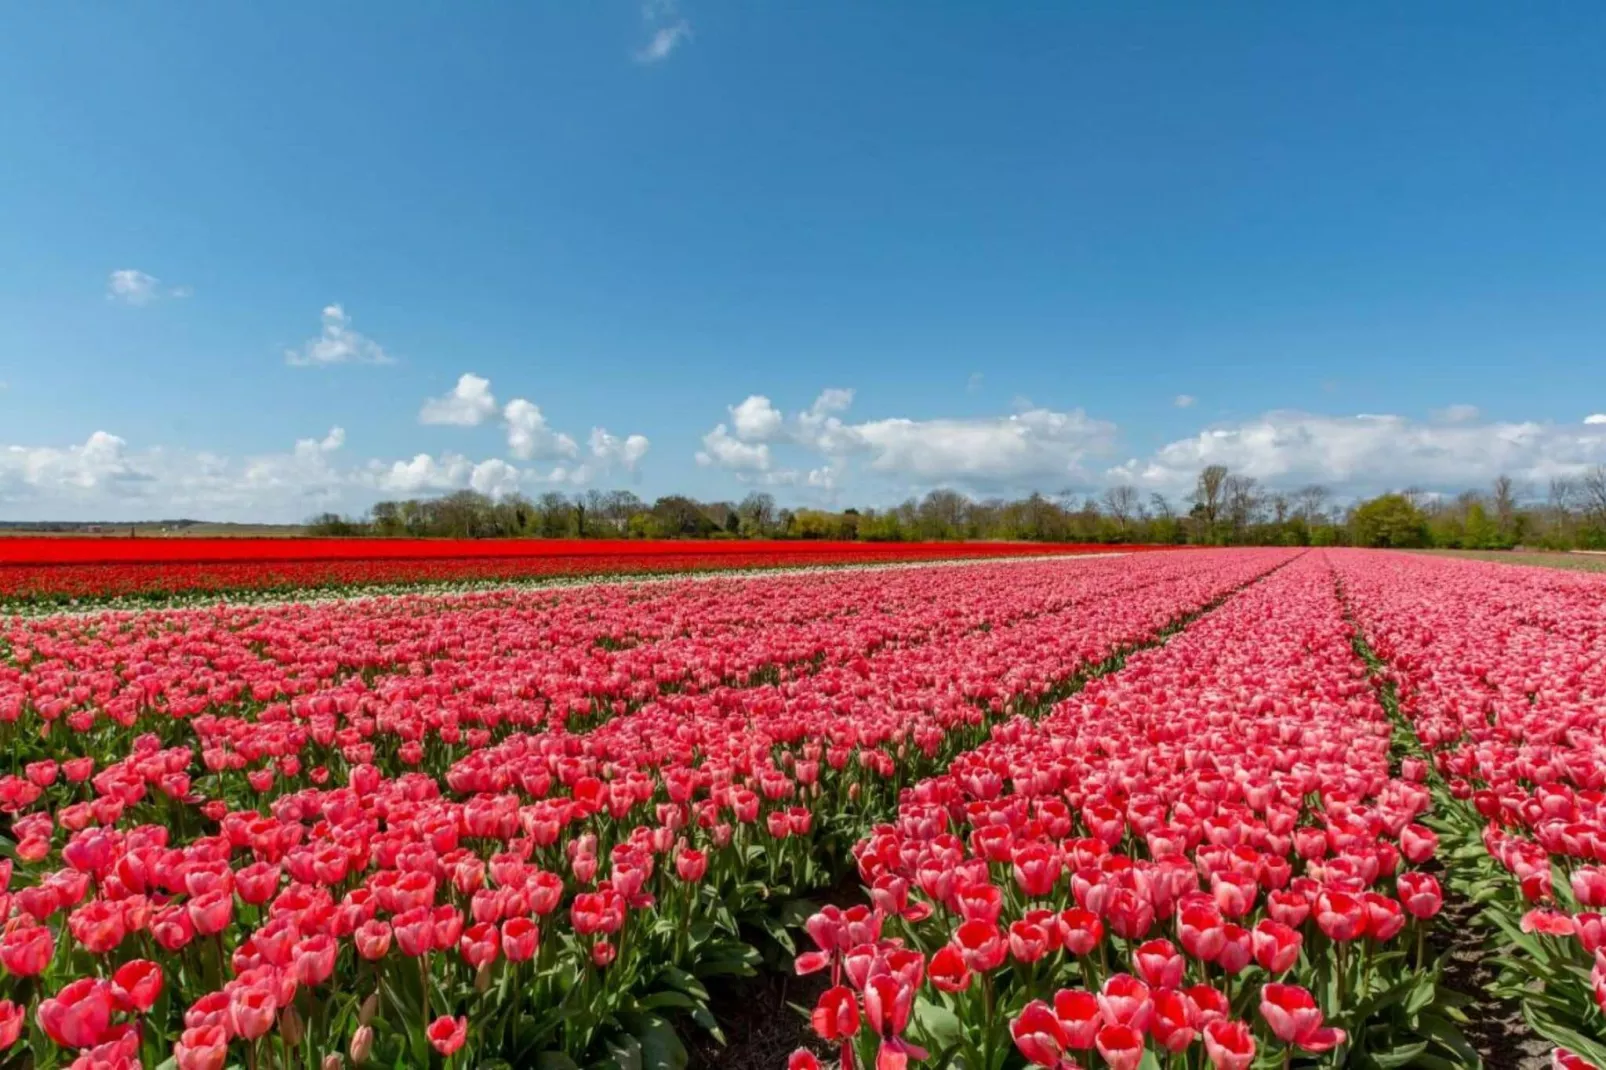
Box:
428 1015 468 1056
1010 1001 1069 1067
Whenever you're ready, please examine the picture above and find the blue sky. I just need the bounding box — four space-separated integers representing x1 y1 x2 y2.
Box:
2 3 1604 520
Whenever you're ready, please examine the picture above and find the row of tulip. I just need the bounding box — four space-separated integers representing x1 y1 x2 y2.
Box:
1333 550 1606 1068
1 555 1158 748
789 551 1480 1070
0 539 1133 608
0 549 1287 1068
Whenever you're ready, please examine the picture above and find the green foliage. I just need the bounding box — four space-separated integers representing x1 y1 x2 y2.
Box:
1350 494 1431 548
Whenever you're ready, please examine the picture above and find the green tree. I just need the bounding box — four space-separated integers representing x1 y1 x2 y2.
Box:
1349 494 1430 548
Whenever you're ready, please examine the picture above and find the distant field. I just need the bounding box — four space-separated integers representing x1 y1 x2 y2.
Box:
0 536 1149 605
1420 548 1606 573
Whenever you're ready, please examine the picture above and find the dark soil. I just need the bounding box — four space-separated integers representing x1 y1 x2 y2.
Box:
689 865 871 1070
687 968 832 1070
1423 871 1551 1070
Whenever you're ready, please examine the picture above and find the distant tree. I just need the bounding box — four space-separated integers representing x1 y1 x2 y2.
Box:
916 489 968 540
736 493 777 537
1349 493 1430 548
1101 485 1141 533
1293 484 1331 521
652 495 717 537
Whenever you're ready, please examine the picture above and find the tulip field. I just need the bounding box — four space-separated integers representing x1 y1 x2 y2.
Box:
0 548 1604 1070
0 538 1137 608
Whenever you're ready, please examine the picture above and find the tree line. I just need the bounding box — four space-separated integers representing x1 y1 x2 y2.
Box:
306 464 1606 550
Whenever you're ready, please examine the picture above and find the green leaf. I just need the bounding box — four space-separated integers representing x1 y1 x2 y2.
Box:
536 1052 581 1070
1368 1040 1430 1068
1404 974 1438 1015
660 966 710 1002
604 1032 645 1070
638 990 700 1012
759 913 798 954
634 1013 690 1070
691 1005 727 1044
912 997 963 1051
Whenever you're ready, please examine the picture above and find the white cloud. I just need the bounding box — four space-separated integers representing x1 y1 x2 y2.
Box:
636 21 690 62
285 305 394 367
1108 410 1606 497
848 408 1115 486
1431 404 1481 423
1174 394 1196 409
469 458 522 498
696 424 771 472
1585 414 1606 425
729 395 784 442
588 427 651 473
635 0 690 62
107 270 189 307
376 453 475 495
420 373 498 426
504 399 580 461
697 387 1115 493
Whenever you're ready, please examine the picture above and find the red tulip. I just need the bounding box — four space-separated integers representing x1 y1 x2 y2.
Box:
501 917 539 962
227 985 278 1041
0 1000 22 1051
1202 1019 1256 1070
1056 908 1104 956
110 959 164 1013
811 986 860 1042
1397 872 1443 920
173 1025 229 1070
928 945 971 993
1096 974 1153 1033
460 922 500 969
1009 919 1053 964
952 920 1007 972
1011 1001 1069 1067
1149 987 1198 1053
37 978 114 1050
1400 824 1438 864
1133 938 1185 989
1052 988 1101 1050
355 920 393 960
1095 1024 1145 1070
427 1015 468 1056
789 1049 822 1070
1571 867 1606 910
1522 910 1577 937
0 923 54 976
1314 891 1367 942
1259 984 1346 1052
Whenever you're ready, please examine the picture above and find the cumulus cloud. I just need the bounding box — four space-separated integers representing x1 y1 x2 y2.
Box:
470 458 523 498
697 388 1116 493
729 395 784 442
1107 410 1606 498
107 270 189 306
588 428 651 473
1586 414 1606 425
0 413 645 522
696 425 771 472
285 305 394 367
504 399 580 461
420 373 498 426
1174 394 1196 409
848 409 1115 486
